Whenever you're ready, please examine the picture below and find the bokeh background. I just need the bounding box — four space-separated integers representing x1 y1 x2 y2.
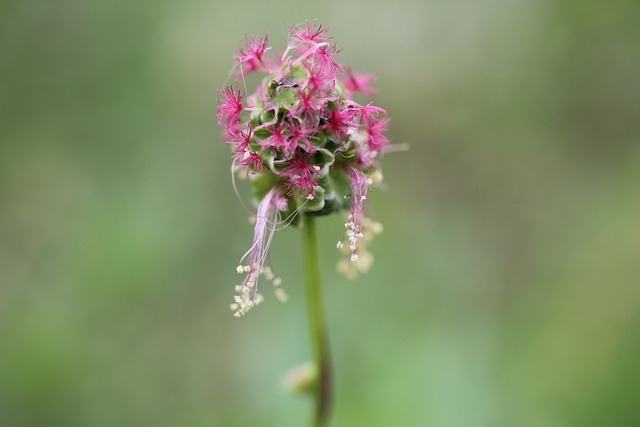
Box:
1 1 640 426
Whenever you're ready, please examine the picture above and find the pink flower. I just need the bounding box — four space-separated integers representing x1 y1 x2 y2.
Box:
358 103 386 125
217 86 246 128
323 105 358 139
366 117 390 153
238 151 264 173
226 125 264 174
292 86 324 119
285 119 316 153
261 122 288 151
290 21 331 47
281 151 321 198
345 68 377 96
303 62 335 95
226 125 251 152
235 34 269 73
313 43 342 74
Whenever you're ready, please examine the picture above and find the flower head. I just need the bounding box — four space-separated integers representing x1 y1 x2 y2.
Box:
218 22 393 315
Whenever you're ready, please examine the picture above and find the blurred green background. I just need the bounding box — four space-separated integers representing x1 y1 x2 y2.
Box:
1 1 640 426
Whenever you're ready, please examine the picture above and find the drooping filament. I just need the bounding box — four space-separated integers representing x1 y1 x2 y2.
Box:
343 166 368 261
231 187 288 317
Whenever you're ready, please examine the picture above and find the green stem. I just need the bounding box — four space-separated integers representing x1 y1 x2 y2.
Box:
302 215 332 427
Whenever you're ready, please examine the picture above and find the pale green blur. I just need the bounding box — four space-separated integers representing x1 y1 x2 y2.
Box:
1 1 639 426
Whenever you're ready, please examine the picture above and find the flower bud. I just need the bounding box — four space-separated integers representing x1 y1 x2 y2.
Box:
283 361 318 396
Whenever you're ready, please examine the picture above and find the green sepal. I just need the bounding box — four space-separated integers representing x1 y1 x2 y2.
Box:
330 167 353 211
250 172 279 203
268 79 280 97
272 86 298 112
311 131 327 149
283 64 309 85
280 195 301 228
305 167 354 217
260 109 276 125
313 148 335 170
251 114 263 128
307 190 342 217
336 140 358 162
325 100 339 112
297 186 325 212
257 150 278 175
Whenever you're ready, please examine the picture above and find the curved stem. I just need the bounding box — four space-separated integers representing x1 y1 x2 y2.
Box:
302 215 333 427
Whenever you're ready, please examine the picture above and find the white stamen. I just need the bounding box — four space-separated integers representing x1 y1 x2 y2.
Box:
275 287 289 302
371 170 383 185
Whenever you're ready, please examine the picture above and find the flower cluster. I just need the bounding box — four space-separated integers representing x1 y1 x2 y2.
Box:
218 22 390 317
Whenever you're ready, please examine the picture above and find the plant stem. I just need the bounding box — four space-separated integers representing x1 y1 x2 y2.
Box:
302 215 332 427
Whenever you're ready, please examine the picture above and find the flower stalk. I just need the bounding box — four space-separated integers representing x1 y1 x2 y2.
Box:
302 214 332 427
